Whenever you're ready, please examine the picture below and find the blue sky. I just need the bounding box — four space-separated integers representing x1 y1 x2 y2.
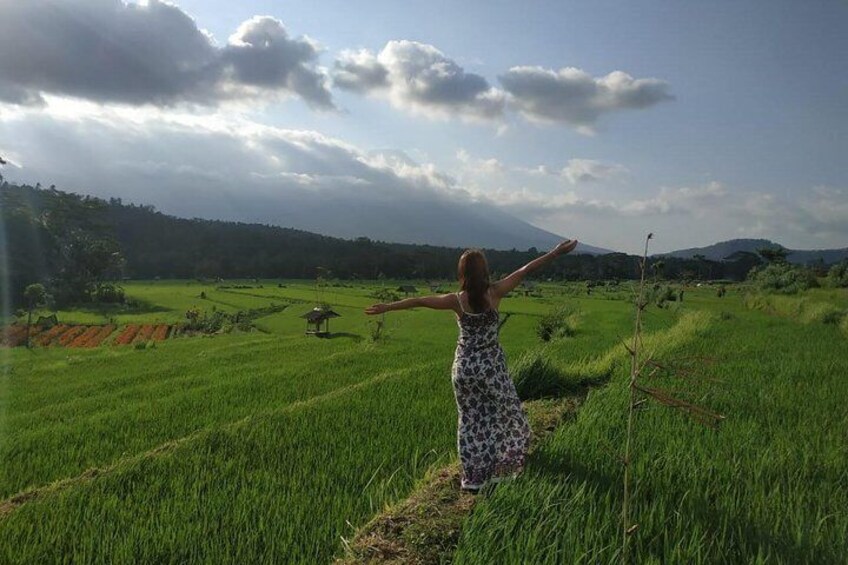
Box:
0 0 846 253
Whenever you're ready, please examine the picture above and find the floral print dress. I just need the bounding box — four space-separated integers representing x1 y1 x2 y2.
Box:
451 292 531 490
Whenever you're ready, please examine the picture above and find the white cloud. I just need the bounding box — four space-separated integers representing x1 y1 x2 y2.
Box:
619 182 728 215
456 150 625 185
561 159 628 184
499 66 673 132
333 40 506 121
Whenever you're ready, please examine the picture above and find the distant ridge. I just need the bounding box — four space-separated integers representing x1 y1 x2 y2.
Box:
661 238 848 265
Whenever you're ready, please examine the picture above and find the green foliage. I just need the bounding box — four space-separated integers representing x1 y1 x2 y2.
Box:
1 182 123 307
820 309 844 325
23 283 47 307
92 282 125 304
7 181 835 305
649 284 678 308
1 274 845 562
747 262 818 294
536 304 579 341
372 288 400 302
756 246 789 263
455 309 847 563
183 308 229 333
368 318 385 342
512 349 563 400
825 261 848 288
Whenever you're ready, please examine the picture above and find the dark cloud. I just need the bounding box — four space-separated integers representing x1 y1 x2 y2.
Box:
333 41 505 120
0 110 566 248
499 67 673 130
0 0 333 108
333 49 389 92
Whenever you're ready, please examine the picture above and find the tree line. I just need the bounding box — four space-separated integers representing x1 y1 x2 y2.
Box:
2 179 815 307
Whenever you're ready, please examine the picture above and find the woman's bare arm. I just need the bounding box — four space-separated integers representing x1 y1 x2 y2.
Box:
491 239 578 298
365 293 458 315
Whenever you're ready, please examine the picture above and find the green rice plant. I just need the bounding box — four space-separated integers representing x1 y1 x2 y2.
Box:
512 348 562 400
621 234 723 562
455 297 847 563
536 304 580 341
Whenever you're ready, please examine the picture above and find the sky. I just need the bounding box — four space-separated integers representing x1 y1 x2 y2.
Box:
0 0 846 254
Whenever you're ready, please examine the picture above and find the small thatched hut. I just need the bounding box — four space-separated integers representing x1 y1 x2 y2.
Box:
396 285 418 297
301 307 341 337
521 281 539 296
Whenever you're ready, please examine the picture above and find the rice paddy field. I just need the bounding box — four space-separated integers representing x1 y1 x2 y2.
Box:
1 279 846 563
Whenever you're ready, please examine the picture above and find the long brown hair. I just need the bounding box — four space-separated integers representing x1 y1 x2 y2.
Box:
458 249 491 313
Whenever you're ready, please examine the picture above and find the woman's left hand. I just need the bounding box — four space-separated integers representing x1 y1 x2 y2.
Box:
552 239 579 256
365 304 389 315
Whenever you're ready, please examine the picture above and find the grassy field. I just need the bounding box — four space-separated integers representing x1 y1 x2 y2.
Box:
455 291 848 564
1 280 846 563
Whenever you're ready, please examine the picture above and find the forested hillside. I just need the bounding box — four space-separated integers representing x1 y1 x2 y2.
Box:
2 179 824 305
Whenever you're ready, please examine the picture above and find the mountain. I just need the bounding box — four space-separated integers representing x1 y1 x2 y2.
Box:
662 239 848 265
164 188 612 255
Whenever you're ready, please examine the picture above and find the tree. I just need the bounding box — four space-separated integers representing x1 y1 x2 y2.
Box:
757 246 789 264
747 262 818 294
723 251 763 281
826 261 848 288
650 260 665 281
692 254 709 279
23 283 47 349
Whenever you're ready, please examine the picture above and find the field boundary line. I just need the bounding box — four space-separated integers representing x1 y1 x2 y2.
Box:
11 336 362 420
0 360 439 519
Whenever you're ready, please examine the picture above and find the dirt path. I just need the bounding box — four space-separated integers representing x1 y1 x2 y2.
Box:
335 395 584 565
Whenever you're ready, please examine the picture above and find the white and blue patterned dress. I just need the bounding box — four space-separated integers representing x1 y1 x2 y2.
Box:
451 291 531 489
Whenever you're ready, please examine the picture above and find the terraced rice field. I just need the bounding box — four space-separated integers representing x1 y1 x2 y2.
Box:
1 323 176 348
1 281 845 563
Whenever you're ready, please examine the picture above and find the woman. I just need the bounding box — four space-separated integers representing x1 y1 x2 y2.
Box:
365 239 579 492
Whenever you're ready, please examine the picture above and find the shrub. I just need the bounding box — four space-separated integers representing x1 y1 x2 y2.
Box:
368 319 385 342
826 261 848 288
747 262 818 294
650 285 677 308
820 309 845 325
93 283 125 304
536 304 579 341
512 350 563 400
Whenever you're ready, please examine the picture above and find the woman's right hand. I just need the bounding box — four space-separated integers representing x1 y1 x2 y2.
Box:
365 304 389 315
552 239 578 256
